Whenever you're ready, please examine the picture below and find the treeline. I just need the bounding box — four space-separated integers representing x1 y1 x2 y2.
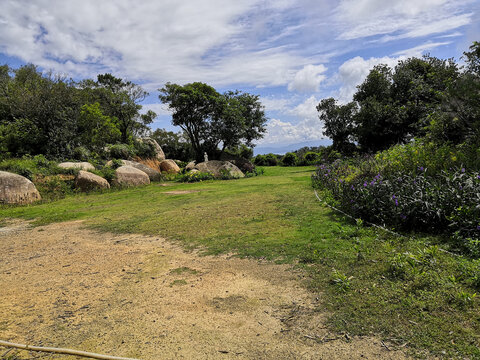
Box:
318 41 480 157
0 65 156 160
0 67 267 163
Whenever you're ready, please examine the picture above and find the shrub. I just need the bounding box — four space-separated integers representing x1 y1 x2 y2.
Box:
108 144 135 159
313 160 480 254
72 146 91 161
176 171 215 183
281 152 298 166
254 155 267 166
133 139 156 159
304 151 319 164
265 153 279 166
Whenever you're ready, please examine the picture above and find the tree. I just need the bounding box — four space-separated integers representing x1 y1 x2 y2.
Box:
159 82 267 161
80 73 155 143
78 102 121 151
317 98 357 154
151 128 193 161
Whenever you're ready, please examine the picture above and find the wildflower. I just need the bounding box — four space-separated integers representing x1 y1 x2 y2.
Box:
400 214 407 220
392 194 398 206
363 181 368 187
418 166 424 172
461 168 465 173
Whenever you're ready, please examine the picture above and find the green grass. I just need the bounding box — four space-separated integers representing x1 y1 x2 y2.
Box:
1 166 479 358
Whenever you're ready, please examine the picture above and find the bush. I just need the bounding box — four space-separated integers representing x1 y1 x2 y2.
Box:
281 152 298 166
254 155 267 166
176 171 215 183
108 144 135 159
72 146 91 161
313 160 480 255
133 139 156 159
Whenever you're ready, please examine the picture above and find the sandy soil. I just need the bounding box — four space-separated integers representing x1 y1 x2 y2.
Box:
0 220 408 359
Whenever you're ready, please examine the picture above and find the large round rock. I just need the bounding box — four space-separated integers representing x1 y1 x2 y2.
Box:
0 171 41 204
159 160 180 174
113 166 150 187
58 162 95 171
194 160 244 178
75 170 110 192
107 160 161 181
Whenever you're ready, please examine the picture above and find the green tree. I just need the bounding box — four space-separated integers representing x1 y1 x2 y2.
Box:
151 128 194 161
80 73 154 143
317 98 357 154
159 82 267 161
78 102 121 151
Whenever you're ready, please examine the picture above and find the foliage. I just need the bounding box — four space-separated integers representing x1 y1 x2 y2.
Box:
176 171 215 182
313 157 480 254
254 153 279 166
159 82 267 161
317 98 357 153
151 128 194 161
107 144 135 159
317 49 469 154
281 152 298 166
0 65 153 160
133 138 157 159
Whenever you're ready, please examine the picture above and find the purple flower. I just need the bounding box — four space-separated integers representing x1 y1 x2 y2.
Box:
461 168 465 173
418 166 424 172
392 194 398 206
400 214 407 220
477 225 480 231
363 181 368 187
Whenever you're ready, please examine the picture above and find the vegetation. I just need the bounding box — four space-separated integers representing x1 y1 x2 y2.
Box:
317 42 479 155
159 82 267 161
313 42 480 252
0 66 154 160
1 167 478 357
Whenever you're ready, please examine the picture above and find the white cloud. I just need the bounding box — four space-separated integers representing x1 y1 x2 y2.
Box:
287 64 327 92
260 96 324 144
392 41 452 56
335 0 474 41
337 56 400 102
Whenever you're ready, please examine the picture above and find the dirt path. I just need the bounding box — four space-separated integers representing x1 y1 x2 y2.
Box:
0 220 408 359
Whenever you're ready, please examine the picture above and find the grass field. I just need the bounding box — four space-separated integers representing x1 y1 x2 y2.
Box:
1 166 479 358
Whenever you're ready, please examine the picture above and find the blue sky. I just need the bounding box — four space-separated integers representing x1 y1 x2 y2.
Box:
0 0 479 151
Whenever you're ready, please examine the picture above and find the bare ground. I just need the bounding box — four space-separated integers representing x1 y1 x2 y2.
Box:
0 220 409 359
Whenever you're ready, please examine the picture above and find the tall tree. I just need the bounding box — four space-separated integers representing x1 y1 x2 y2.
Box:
159 82 267 161
317 98 357 154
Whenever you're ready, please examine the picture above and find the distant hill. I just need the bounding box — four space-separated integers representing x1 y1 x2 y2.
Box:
253 139 332 155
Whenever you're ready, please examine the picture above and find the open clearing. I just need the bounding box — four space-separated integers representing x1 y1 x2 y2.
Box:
0 220 407 359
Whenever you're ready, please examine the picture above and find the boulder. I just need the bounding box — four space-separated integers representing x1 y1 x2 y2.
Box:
194 160 244 178
159 160 180 174
0 171 41 204
75 170 110 192
58 162 95 171
138 137 165 161
113 166 150 187
185 161 196 171
106 159 161 181
230 159 255 174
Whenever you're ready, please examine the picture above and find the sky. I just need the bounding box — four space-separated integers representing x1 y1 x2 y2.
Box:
0 0 479 153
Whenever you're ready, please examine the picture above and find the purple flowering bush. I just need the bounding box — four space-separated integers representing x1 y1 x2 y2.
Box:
313 160 480 256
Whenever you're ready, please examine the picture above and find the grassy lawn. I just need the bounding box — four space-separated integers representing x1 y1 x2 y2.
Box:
1 166 479 358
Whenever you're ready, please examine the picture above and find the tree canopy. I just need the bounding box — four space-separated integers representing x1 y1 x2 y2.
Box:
318 45 477 154
0 66 154 159
159 82 267 161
